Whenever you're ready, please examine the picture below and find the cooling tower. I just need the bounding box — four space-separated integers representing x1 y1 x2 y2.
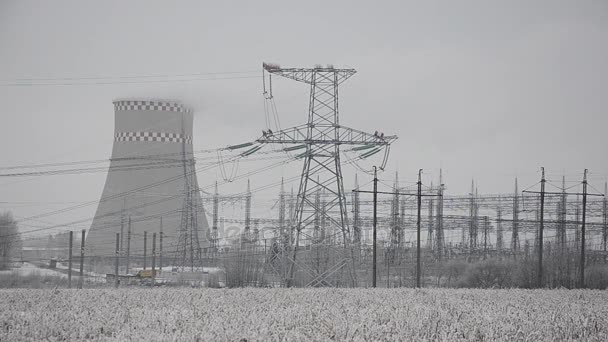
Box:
86 100 209 269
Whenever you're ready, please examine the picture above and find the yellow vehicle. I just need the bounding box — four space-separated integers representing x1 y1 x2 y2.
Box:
137 269 155 278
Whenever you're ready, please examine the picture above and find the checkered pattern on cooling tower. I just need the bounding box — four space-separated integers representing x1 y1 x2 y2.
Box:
113 100 192 114
115 131 193 144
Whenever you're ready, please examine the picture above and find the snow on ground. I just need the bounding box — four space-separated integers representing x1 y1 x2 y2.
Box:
0 263 67 278
1 288 607 341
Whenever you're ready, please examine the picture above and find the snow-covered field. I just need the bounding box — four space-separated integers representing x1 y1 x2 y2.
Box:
0 262 67 278
1 288 607 341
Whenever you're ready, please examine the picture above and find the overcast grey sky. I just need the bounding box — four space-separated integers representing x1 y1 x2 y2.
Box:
1 0 607 234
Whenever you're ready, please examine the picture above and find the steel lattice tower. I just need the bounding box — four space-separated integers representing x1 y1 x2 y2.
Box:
258 63 396 285
512 178 520 253
278 178 286 243
174 116 202 271
390 172 400 247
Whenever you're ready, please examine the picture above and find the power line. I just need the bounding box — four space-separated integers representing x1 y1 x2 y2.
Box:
7 70 258 82
6 155 298 238
1 75 261 86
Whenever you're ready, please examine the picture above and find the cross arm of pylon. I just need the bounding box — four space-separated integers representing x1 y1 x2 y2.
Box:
263 63 356 84
256 124 397 146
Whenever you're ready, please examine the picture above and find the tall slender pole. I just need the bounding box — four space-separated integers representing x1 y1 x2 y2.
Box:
78 229 85 289
512 178 519 256
121 198 126 251
603 182 607 256
159 217 163 273
483 216 488 259
497 202 503 251
436 170 444 260
126 216 131 274
538 167 545 288
580 169 588 287
469 180 475 250
372 166 378 288
143 231 148 270
152 233 157 286
212 182 219 255
68 231 73 289
114 233 119 288
416 169 422 288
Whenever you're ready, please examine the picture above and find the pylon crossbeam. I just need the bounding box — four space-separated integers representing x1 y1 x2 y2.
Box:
263 64 356 85
258 125 395 146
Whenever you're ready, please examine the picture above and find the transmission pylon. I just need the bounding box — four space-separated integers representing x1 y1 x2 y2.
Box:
512 178 520 254
278 178 286 243
390 172 400 247
258 63 397 286
174 115 202 271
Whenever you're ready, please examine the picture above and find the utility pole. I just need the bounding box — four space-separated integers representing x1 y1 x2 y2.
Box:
468 180 475 251
68 231 73 289
353 168 441 289
121 198 126 253
143 231 147 270
373 166 378 288
352 174 361 246
152 233 156 286
523 168 604 288
496 203 503 251
483 216 489 260
126 216 131 274
427 198 434 250
522 168 545 287
114 233 119 288
159 217 163 273
314 185 321 243
245 179 252 236
603 182 607 255
320 189 328 244
416 169 422 288
580 169 588 287
539 167 546 288
558 176 567 251
348 167 378 287
212 182 219 255
575 199 581 251
120 213 124 255
436 169 444 260
279 178 286 244
78 229 85 289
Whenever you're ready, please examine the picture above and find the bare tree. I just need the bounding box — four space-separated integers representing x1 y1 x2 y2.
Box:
0 211 20 270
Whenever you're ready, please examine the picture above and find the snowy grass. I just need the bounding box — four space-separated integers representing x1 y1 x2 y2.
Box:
0 263 70 289
1 288 607 341
0 262 68 277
